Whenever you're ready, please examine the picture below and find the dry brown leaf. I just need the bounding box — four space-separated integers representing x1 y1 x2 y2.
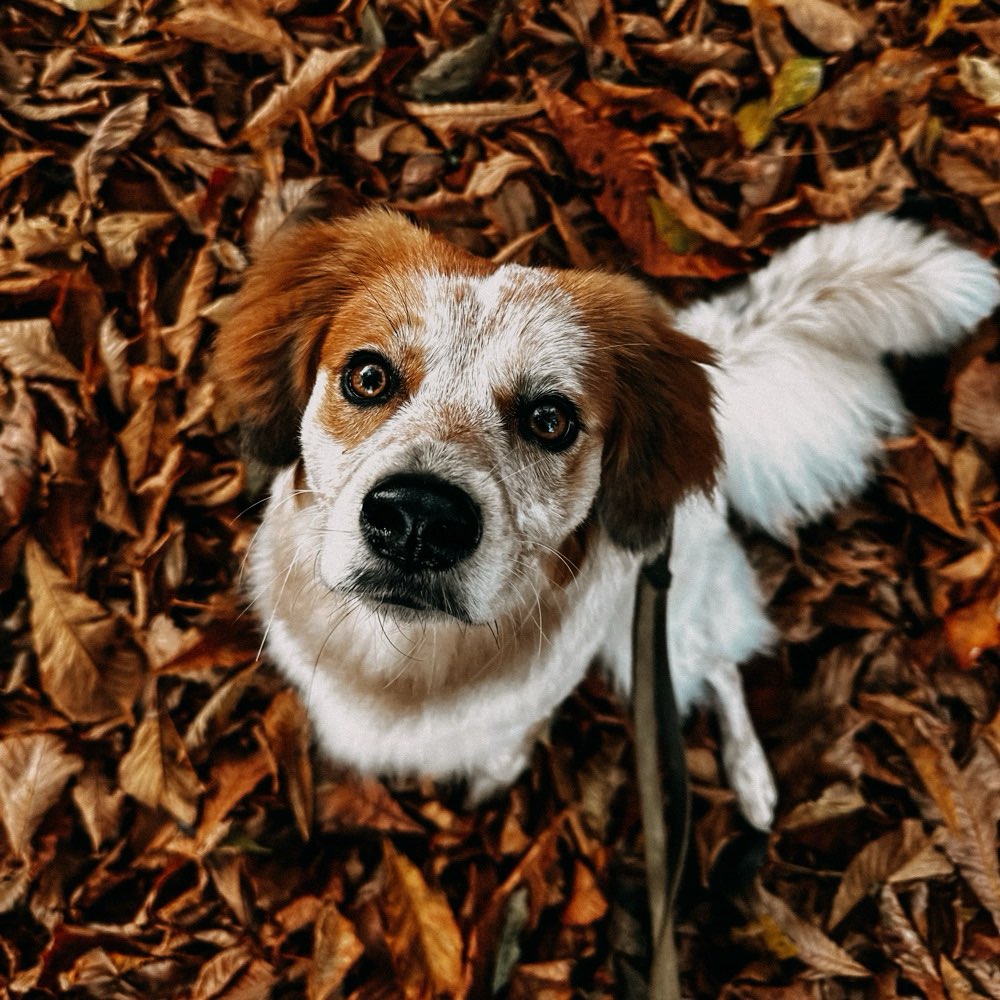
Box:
25 538 142 724
0 318 82 382
261 688 314 840
795 50 938 131
779 782 866 831
0 377 37 530
561 860 608 926
163 0 292 58
829 819 952 927
381 840 464 999
0 733 82 857
119 695 204 827
403 99 541 144
952 357 1000 452
73 94 149 204
197 750 271 845
308 901 365 1000
465 150 535 200
756 885 871 978
243 47 360 142
315 776 423 835
71 762 125 851
781 0 867 52
943 596 1000 670
96 314 131 413
877 886 946 1000
0 149 53 193
534 76 738 277
96 212 172 270
863 694 1000 931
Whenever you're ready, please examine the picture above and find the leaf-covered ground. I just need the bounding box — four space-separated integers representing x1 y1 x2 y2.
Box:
2 0 1000 997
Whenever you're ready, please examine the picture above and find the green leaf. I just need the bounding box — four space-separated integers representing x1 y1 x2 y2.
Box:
771 57 824 115
648 197 702 253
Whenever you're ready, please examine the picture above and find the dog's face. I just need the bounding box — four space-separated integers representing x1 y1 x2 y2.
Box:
216 209 718 626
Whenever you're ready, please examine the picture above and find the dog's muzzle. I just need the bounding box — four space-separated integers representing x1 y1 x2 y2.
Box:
360 473 482 572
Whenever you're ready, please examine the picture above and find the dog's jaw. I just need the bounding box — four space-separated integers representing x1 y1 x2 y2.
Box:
251 463 641 795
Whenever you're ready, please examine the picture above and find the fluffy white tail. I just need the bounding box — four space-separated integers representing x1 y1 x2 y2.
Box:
677 215 999 535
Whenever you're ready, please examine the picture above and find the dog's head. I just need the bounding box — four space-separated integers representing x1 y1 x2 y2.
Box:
216 208 718 624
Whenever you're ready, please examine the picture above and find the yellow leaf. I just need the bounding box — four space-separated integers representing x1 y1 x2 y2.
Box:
381 841 464 999
735 96 776 149
925 0 979 44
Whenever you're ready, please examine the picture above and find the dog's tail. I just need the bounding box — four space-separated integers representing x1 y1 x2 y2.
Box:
676 215 999 535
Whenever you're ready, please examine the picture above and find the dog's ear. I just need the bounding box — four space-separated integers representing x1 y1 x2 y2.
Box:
560 272 721 551
214 207 431 466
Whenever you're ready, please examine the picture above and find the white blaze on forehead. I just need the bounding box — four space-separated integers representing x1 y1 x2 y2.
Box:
412 265 593 398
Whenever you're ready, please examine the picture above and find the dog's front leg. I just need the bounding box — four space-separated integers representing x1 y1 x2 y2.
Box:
705 660 777 830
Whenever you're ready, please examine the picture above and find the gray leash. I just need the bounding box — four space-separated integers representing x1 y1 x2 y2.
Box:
632 519 691 1000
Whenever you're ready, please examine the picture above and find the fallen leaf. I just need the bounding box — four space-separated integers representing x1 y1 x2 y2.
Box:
25 538 142 723
0 318 82 382
863 693 1000 931
381 841 464 1000
96 212 172 269
756 885 871 978
162 0 292 58
261 688 314 840
876 886 946 1000
73 94 149 203
308 902 365 1000
119 693 204 827
953 357 1000 452
0 378 37 530
315 776 423 835
242 47 360 143
795 50 938 131
958 54 1000 106
562 860 608 925
829 819 952 927
781 0 867 53
0 733 82 857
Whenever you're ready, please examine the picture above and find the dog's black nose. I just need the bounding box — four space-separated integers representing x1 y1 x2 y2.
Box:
361 474 481 571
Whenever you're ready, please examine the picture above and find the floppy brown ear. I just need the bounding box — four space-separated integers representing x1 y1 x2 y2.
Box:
213 207 434 466
560 272 721 551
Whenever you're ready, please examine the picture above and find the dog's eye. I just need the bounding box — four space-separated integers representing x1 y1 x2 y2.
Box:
520 395 580 452
342 352 396 404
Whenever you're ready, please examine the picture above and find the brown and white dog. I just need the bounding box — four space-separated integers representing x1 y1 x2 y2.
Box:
216 208 998 826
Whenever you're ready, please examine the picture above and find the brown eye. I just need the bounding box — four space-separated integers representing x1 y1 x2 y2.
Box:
519 395 580 452
342 352 396 405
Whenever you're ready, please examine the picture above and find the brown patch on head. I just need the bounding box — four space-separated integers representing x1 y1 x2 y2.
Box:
554 270 720 551
213 207 492 466
317 285 428 451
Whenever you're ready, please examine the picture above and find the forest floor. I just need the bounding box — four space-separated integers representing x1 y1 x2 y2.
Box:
2 0 1000 997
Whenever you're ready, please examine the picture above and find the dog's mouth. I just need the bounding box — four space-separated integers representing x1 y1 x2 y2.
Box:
347 569 474 624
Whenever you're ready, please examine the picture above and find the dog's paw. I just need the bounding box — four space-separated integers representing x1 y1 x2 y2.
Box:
722 734 777 831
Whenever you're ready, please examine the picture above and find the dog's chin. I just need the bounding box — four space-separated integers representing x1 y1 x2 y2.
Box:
345 569 477 626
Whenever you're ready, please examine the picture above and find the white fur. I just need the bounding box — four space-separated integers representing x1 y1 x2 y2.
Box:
247 216 998 827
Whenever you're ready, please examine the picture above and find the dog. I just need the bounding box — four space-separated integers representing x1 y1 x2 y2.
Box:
215 209 998 827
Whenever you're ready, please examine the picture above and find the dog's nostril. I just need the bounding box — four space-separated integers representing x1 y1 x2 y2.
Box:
361 474 481 571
